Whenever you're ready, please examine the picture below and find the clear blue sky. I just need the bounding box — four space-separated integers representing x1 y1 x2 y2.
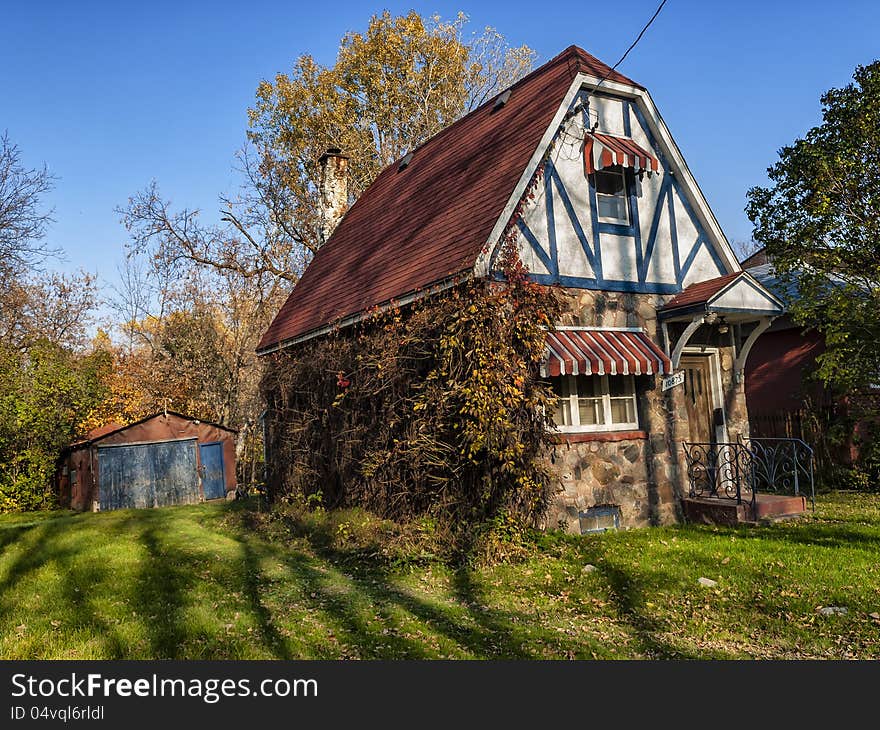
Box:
3 1 878 302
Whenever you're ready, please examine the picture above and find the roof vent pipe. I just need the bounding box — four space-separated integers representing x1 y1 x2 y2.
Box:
318 147 349 246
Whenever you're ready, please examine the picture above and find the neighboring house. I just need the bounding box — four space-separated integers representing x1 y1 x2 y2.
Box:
741 248 828 420
57 411 237 511
258 46 785 531
742 249 876 472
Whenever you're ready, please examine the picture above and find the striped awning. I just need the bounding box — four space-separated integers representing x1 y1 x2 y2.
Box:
584 133 659 176
542 328 672 377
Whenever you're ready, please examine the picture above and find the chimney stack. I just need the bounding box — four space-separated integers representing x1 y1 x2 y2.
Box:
318 147 349 246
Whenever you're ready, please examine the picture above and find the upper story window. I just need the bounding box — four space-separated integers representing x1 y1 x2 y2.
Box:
594 166 630 225
551 374 639 433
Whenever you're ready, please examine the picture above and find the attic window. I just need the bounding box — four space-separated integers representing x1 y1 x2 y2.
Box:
398 152 413 171
493 89 511 111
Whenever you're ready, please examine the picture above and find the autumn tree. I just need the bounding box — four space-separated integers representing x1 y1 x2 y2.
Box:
117 11 533 487
747 60 880 391
0 133 107 510
248 10 535 256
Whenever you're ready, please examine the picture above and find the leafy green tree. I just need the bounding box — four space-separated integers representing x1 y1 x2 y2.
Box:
747 60 880 391
0 132 105 511
0 340 110 511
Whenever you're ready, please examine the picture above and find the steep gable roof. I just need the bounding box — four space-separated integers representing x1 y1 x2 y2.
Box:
258 46 640 353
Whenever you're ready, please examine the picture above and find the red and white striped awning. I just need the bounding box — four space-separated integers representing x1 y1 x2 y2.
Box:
542 328 671 377
584 133 659 176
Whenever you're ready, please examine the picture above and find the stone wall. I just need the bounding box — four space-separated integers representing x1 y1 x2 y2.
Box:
544 287 750 533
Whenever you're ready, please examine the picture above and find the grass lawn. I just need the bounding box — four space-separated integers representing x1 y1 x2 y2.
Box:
1 491 878 659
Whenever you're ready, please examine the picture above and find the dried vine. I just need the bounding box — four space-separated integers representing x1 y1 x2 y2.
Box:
261 246 561 548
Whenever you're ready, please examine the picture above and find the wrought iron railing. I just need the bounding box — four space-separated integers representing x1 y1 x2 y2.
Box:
740 437 815 510
682 437 815 510
682 442 756 507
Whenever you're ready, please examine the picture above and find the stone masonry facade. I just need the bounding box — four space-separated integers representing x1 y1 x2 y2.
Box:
544 288 750 533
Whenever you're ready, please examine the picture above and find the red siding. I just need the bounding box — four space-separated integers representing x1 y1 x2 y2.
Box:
745 328 826 413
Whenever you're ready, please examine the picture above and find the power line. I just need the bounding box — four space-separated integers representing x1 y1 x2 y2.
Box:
594 0 669 92
560 0 669 131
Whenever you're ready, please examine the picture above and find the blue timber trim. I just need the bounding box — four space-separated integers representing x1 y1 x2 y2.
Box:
544 164 559 276
627 168 643 278
679 235 707 281
639 173 671 283
630 103 729 278
528 273 679 294
547 160 599 277
490 91 731 294
667 182 681 283
516 218 553 274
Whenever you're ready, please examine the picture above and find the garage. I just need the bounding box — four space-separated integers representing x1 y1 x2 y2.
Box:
57 411 238 511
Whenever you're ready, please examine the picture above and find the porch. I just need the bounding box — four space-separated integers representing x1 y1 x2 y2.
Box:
681 438 814 525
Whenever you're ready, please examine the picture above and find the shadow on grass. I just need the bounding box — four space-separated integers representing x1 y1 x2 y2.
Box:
229 505 547 659
135 517 189 659
238 539 292 660
0 516 128 658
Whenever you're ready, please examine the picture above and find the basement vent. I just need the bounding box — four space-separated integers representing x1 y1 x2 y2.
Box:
398 152 413 171
493 89 511 111
578 505 620 534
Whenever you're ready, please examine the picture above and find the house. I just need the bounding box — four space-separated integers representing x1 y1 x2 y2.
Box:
57 411 237 511
258 46 789 531
740 248 827 421
741 248 875 473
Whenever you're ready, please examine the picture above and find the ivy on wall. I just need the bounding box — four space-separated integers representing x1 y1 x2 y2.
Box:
261 245 561 548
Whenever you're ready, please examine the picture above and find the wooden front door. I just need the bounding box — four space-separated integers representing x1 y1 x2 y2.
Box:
680 355 714 444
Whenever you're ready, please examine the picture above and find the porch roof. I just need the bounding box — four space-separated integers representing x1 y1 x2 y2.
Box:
658 271 784 321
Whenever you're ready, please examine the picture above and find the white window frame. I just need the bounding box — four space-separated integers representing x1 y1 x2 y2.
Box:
595 166 630 225
551 374 639 433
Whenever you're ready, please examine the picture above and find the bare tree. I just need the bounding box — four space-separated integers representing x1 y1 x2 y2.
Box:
730 238 762 264
0 132 58 276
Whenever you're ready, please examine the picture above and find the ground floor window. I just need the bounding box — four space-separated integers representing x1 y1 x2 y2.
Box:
550 374 639 432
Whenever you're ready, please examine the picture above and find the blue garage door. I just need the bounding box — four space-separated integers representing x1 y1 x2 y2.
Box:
199 442 226 500
98 439 200 510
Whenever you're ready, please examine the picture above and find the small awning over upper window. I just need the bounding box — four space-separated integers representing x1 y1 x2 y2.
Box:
542 328 672 377
584 133 659 176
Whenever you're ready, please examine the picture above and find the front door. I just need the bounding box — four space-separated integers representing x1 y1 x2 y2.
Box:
680 355 714 444
198 442 226 500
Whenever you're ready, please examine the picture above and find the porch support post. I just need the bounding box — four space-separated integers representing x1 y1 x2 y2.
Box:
670 314 705 368
733 316 773 382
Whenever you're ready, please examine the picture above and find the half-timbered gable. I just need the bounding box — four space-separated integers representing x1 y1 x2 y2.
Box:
477 84 735 296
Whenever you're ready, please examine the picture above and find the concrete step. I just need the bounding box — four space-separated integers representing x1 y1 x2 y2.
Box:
753 494 807 520
682 493 808 526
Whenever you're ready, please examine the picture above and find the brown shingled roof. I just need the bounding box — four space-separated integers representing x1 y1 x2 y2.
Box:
257 46 641 353
659 272 742 312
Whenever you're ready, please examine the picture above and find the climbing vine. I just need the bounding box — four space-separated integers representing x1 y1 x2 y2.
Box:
261 244 561 552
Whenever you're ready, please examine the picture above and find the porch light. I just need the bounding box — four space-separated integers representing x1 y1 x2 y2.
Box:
717 318 729 335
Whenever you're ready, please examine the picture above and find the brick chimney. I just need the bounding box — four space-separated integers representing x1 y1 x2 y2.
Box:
318 147 349 246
